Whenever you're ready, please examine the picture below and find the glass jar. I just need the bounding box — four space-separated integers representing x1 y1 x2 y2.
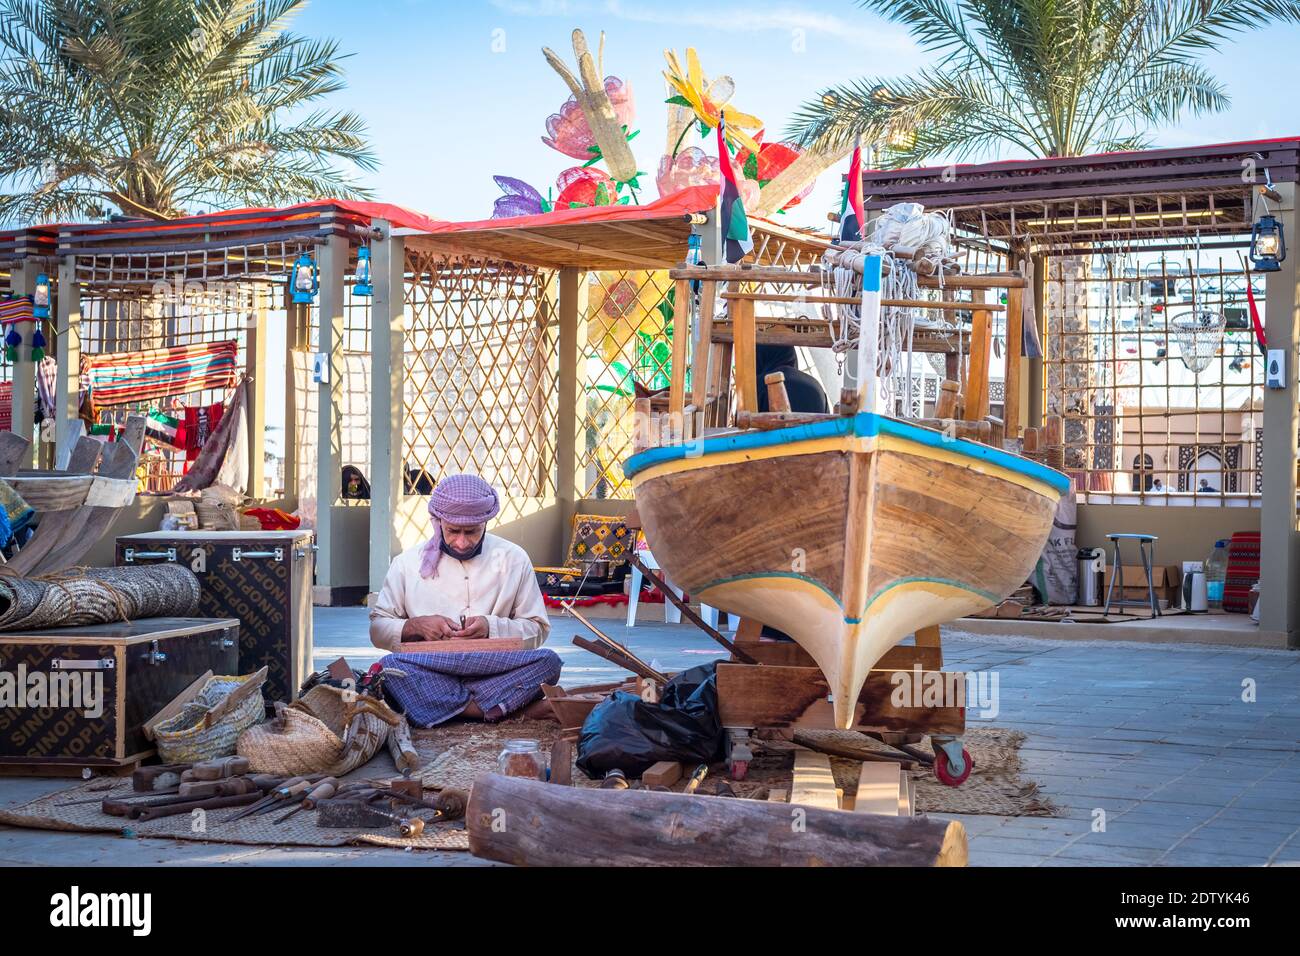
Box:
498 739 547 780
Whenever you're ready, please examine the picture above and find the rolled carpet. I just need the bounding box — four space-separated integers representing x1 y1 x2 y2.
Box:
0 564 201 631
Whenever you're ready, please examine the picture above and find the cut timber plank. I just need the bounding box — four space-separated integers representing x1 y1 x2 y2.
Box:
854 762 903 816
791 750 839 810
468 773 968 866
716 662 965 734
642 761 683 788
732 291 758 412
768 788 788 803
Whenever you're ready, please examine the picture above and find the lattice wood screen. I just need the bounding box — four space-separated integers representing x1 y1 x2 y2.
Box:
402 251 558 521
1043 244 1265 503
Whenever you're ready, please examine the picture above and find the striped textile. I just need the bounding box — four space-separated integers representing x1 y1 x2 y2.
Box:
83 340 237 406
0 297 33 324
35 356 57 417
1223 531 1261 614
378 648 562 727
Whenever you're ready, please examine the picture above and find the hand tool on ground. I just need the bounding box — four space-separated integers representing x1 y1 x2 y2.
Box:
132 764 192 792
103 784 263 818
246 777 316 818
221 775 317 823
683 764 709 795
273 777 339 824
599 769 629 790
182 756 251 782
177 775 269 800
315 798 431 836
134 791 264 823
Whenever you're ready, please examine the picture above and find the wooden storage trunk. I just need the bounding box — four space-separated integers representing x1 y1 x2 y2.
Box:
0 617 239 771
115 531 314 707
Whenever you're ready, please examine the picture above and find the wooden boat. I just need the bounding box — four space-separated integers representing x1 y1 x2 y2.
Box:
625 412 1069 729
0 417 143 576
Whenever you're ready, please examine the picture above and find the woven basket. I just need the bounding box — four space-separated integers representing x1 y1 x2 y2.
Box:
196 484 244 531
236 685 400 777
154 669 268 764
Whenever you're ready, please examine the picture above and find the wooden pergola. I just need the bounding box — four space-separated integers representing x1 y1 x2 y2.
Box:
857 137 1299 644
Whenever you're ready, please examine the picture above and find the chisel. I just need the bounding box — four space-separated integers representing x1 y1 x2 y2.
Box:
221 775 314 823
273 777 339 824
134 791 264 822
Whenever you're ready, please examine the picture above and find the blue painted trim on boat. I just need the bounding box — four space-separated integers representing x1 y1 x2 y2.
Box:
622 412 1070 494
866 575 1002 607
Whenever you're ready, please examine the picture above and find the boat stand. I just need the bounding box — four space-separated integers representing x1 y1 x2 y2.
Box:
717 618 973 790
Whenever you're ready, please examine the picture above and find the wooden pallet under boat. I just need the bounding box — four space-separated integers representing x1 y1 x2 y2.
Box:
624 412 1069 729
0 419 143 576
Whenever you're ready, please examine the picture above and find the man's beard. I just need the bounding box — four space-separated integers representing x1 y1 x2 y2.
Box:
440 536 485 561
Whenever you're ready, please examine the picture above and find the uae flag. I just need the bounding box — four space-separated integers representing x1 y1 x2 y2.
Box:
716 112 753 264
838 137 867 243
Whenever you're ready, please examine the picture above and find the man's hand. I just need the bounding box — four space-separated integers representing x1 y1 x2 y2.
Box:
401 615 459 642
449 616 490 640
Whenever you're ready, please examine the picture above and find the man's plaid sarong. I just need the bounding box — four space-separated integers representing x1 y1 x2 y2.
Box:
380 648 562 727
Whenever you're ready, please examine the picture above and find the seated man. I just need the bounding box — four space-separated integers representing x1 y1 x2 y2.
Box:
370 473 560 726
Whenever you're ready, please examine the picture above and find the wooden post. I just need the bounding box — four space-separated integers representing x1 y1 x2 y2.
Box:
314 234 347 593
1027 251 1047 429
369 222 406 596
54 256 81 469
245 286 268 498
690 280 715 415
282 282 302 501
556 267 586 549
731 285 758 414
855 254 883 414
1259 180 1298 644
965 289 992 421
8 261 38 455
668 277 690 427
1004 285 1023 440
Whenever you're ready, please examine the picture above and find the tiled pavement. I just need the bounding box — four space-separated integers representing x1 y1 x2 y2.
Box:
1 608 1296 866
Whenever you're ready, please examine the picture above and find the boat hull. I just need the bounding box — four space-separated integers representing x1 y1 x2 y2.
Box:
626 414 1067 728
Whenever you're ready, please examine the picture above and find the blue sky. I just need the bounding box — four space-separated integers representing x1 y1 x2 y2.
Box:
288 0 1300 229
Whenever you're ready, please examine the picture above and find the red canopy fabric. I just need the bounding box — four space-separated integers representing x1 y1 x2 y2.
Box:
416 185 720 236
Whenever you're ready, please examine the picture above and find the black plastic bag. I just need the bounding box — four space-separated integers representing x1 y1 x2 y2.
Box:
575 662 724 778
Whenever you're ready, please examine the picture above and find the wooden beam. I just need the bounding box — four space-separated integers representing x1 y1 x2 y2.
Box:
853 762 904 816
668 277 689 418
791 750 840 809
716 662 965 734
467 773 968 866
732 290 758 412
1004 285 1023 440
965 289 992 421
690 280 715 413
493 228 675 269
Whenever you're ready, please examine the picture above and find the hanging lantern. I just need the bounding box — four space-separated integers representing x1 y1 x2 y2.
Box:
354 245 373 297
291 253 318 304
1250 214 1286 273
33 273 51 319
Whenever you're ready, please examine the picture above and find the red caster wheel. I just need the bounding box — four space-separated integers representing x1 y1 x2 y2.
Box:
933 748 973 787
729 760 749 781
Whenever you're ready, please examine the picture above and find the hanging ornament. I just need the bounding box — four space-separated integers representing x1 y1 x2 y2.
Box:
4 326 20 362
31 326 46 362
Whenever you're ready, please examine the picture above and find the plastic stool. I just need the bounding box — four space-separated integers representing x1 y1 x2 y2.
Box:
1103 533 1160 617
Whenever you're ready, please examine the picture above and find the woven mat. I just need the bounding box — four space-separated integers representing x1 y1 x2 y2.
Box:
0 719 563 852
0 722 1053 854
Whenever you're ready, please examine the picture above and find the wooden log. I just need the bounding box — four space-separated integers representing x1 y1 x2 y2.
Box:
1023 427 1040 455
764 372 792 413
387 714 420 776
716 663 965 734
466 773 968 867
1043 413 1063 447
935 379 961 419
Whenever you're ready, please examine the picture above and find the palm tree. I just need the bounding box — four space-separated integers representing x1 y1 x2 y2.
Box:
0 0 376 223
788 0 1300 167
